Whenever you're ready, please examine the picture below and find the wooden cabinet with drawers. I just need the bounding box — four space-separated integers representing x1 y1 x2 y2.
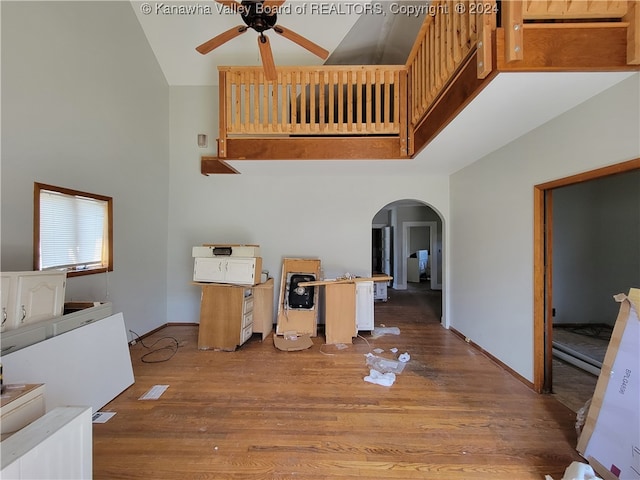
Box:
197 283 254 351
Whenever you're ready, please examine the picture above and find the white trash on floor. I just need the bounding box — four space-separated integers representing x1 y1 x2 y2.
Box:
545 461 602 480
365 353 406 374
371 326 400 338
398 352 410 362
364 369 396 387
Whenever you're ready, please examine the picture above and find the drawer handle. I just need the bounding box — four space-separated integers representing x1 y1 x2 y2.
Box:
20 305 26 323
1 307 6 326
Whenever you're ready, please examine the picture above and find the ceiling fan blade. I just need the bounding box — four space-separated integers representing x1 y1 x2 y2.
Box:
274 25 329 60
196 25 247 54
257 35 277 81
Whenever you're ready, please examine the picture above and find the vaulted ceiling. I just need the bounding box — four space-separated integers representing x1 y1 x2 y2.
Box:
131 0 425 86
131 0 636 174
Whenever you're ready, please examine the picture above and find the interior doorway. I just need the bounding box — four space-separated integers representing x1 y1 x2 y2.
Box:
403 221 440 290
533 158 640 401
371 199 444 322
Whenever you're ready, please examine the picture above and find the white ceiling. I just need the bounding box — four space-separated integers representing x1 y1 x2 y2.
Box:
131 0 362 86
130 1 635 175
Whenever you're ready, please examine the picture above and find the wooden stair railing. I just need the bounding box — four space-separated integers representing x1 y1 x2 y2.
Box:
203 0 640 174
404 0 498 156
409 0 640 159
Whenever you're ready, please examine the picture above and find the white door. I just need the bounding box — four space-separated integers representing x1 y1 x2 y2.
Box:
224 258 256 285
193 257 227 283
15 273 65 326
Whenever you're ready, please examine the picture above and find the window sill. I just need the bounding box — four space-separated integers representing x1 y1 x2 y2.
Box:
66 267 111 278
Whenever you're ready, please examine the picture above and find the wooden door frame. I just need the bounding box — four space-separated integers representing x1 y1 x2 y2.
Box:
532 158 640 393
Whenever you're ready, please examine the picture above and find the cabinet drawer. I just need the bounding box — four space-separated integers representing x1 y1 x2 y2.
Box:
242 311 253 329
240 324 253 345
243 296 254 315
1 325 47 355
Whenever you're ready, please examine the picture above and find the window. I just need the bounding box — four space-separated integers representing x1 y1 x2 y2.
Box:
34 183 113 276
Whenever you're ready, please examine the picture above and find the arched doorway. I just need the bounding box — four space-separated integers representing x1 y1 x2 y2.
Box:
371 199 444 321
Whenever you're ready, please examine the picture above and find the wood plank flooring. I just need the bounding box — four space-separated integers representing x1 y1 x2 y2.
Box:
93 286 583 479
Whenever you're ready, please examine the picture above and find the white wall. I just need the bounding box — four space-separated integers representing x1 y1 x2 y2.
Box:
1 2 170 337
166 86 450 324
553 170 640 325
5 2 635 387
449 74 640 382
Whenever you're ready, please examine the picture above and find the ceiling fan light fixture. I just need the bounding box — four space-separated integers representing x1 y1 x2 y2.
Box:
196 0 329 79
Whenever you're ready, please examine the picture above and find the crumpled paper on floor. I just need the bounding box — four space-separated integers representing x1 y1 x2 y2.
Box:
545 461 602 480
398 352 410 362
364 353 406 374
364 369 396 387
371 326 400 338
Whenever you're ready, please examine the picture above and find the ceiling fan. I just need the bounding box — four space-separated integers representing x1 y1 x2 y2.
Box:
196 0 329 81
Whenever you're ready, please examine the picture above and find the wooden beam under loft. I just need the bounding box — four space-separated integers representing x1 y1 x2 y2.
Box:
201 157 239 175
201 136 408 175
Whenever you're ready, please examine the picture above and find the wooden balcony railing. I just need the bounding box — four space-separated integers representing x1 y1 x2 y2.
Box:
405 0 497 132
206 0 639 172
217 66 407 153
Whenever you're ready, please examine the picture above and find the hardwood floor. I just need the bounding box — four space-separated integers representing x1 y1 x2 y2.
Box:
93 285 583 479
551 324 609 413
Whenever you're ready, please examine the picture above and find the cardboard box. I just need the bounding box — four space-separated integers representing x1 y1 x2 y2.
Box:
273 333 313 351
577 288 639 480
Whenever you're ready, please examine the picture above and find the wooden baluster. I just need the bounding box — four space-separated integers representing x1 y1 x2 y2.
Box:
308 71 315 133
420 37 427 116
244 71 251 133
282 71 289 133
430 18 437 101
383 70 390 132
338 70 344 133
346 70 353 133
376 69 383 132
328 70 335 133
453 0 462 64
262 72 268 132
271 73 279 133
305 71 312 133
366 69 372 132
234 71 241 133
477 1 495 78
399 69 409 156
624 0 640 64
355 69 362 132
218 70 228 157
503 0 524 62
290 71 298 133
460 1 469 57
446 0 455 75
299 71 307 131
318 71 326 133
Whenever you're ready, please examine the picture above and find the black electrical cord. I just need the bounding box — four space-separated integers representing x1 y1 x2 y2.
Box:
129 330 180 363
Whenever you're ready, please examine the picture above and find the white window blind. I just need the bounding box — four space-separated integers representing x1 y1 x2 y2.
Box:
39 189 108 270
